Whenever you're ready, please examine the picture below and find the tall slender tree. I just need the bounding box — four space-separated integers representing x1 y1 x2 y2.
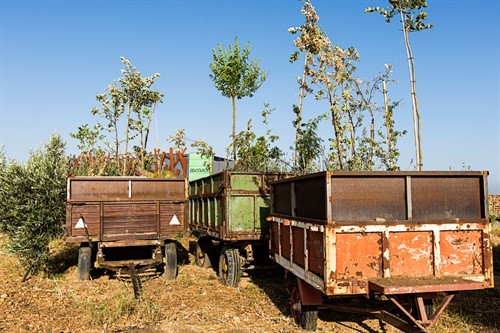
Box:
209 37 267 161
365 0 432 170
73 57 163 174
288 0 321 170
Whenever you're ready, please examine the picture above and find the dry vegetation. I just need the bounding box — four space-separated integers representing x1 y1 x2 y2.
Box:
1 229 499 333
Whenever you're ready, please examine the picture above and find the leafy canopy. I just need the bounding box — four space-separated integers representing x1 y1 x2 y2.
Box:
209 37 267 100
365 0 433 32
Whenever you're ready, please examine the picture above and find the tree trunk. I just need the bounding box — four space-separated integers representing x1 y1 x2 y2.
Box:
123 102 132 175
383 80 394 170
114 119 120 169
294 55 309 170
328 89 344 170
401 11 423 171
231 94 237 161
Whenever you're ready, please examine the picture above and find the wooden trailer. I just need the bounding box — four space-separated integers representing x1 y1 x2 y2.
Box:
65 177 188 280
268 171 494 332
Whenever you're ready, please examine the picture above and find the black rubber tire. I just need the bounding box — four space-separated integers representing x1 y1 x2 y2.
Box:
218 247 241 287
78 246 92 281
163 242 178 279
290 281 318 331
195 239 212 268
301 306 319 331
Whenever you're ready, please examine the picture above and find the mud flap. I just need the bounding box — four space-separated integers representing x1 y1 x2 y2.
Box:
296 276 323 306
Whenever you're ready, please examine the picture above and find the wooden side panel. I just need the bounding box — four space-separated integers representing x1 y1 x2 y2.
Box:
336 233 383 279
132 180 186 200
71 180 128 201
103 204 157 235
441 230 483 275
69 178 186 201
389 231 433 276
159 202 186 234
68 204 100 238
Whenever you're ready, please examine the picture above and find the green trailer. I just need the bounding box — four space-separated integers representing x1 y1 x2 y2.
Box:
189 170 289 286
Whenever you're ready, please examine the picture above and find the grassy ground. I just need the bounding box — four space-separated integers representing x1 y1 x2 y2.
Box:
0 226 499 333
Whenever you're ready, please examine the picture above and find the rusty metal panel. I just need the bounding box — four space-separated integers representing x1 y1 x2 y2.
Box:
295 176 327 221
270 219 279 255
307 229 324 278
369 277 485 295
411 177 483 220
336 232 383 280
189 171 289 240
389 231 434 277
292 226 305 268
280 224 291 259
230 173 263 191
331 176 407 221
440 230 483 275
272 181 293 216
269 171 493 298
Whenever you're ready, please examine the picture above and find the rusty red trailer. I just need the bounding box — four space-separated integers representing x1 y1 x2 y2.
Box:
268 171 494 332
65 177 188 280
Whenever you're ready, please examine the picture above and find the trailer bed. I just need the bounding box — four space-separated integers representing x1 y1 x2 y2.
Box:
268 171 494 332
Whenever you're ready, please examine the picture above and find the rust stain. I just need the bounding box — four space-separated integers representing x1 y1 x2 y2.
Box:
336 232 383 280
441 230 483 275
389 231 433 277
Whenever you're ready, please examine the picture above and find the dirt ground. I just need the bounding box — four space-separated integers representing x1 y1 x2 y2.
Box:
1 233 499 333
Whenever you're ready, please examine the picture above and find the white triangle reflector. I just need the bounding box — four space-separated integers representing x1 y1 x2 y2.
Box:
169 214 181 225
75 217 87 229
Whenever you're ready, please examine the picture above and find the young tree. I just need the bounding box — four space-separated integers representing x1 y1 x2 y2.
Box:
290 0 407 172
365 0 432 170
288 0 322 170
73 57 163 174
118 57 163 173
209 37 267 161
296 114 327 173
232 103 283 172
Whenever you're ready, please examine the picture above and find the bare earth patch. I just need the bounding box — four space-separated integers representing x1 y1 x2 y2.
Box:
1 232 499 333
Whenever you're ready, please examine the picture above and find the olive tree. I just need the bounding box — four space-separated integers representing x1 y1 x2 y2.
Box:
0 134 67 274
209 37 267 161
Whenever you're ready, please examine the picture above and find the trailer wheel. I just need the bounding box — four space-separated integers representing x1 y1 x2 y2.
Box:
218 247 241 287
163 242 178 279
78 246 92 281
290 283 318 331
195 238 212 268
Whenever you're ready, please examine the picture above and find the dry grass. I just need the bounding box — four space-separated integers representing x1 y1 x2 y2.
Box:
1 229 499 333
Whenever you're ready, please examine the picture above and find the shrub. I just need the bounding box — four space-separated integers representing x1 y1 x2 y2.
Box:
0 134 67 273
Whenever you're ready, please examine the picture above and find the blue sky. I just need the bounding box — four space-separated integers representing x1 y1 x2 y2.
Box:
0 0 499 193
